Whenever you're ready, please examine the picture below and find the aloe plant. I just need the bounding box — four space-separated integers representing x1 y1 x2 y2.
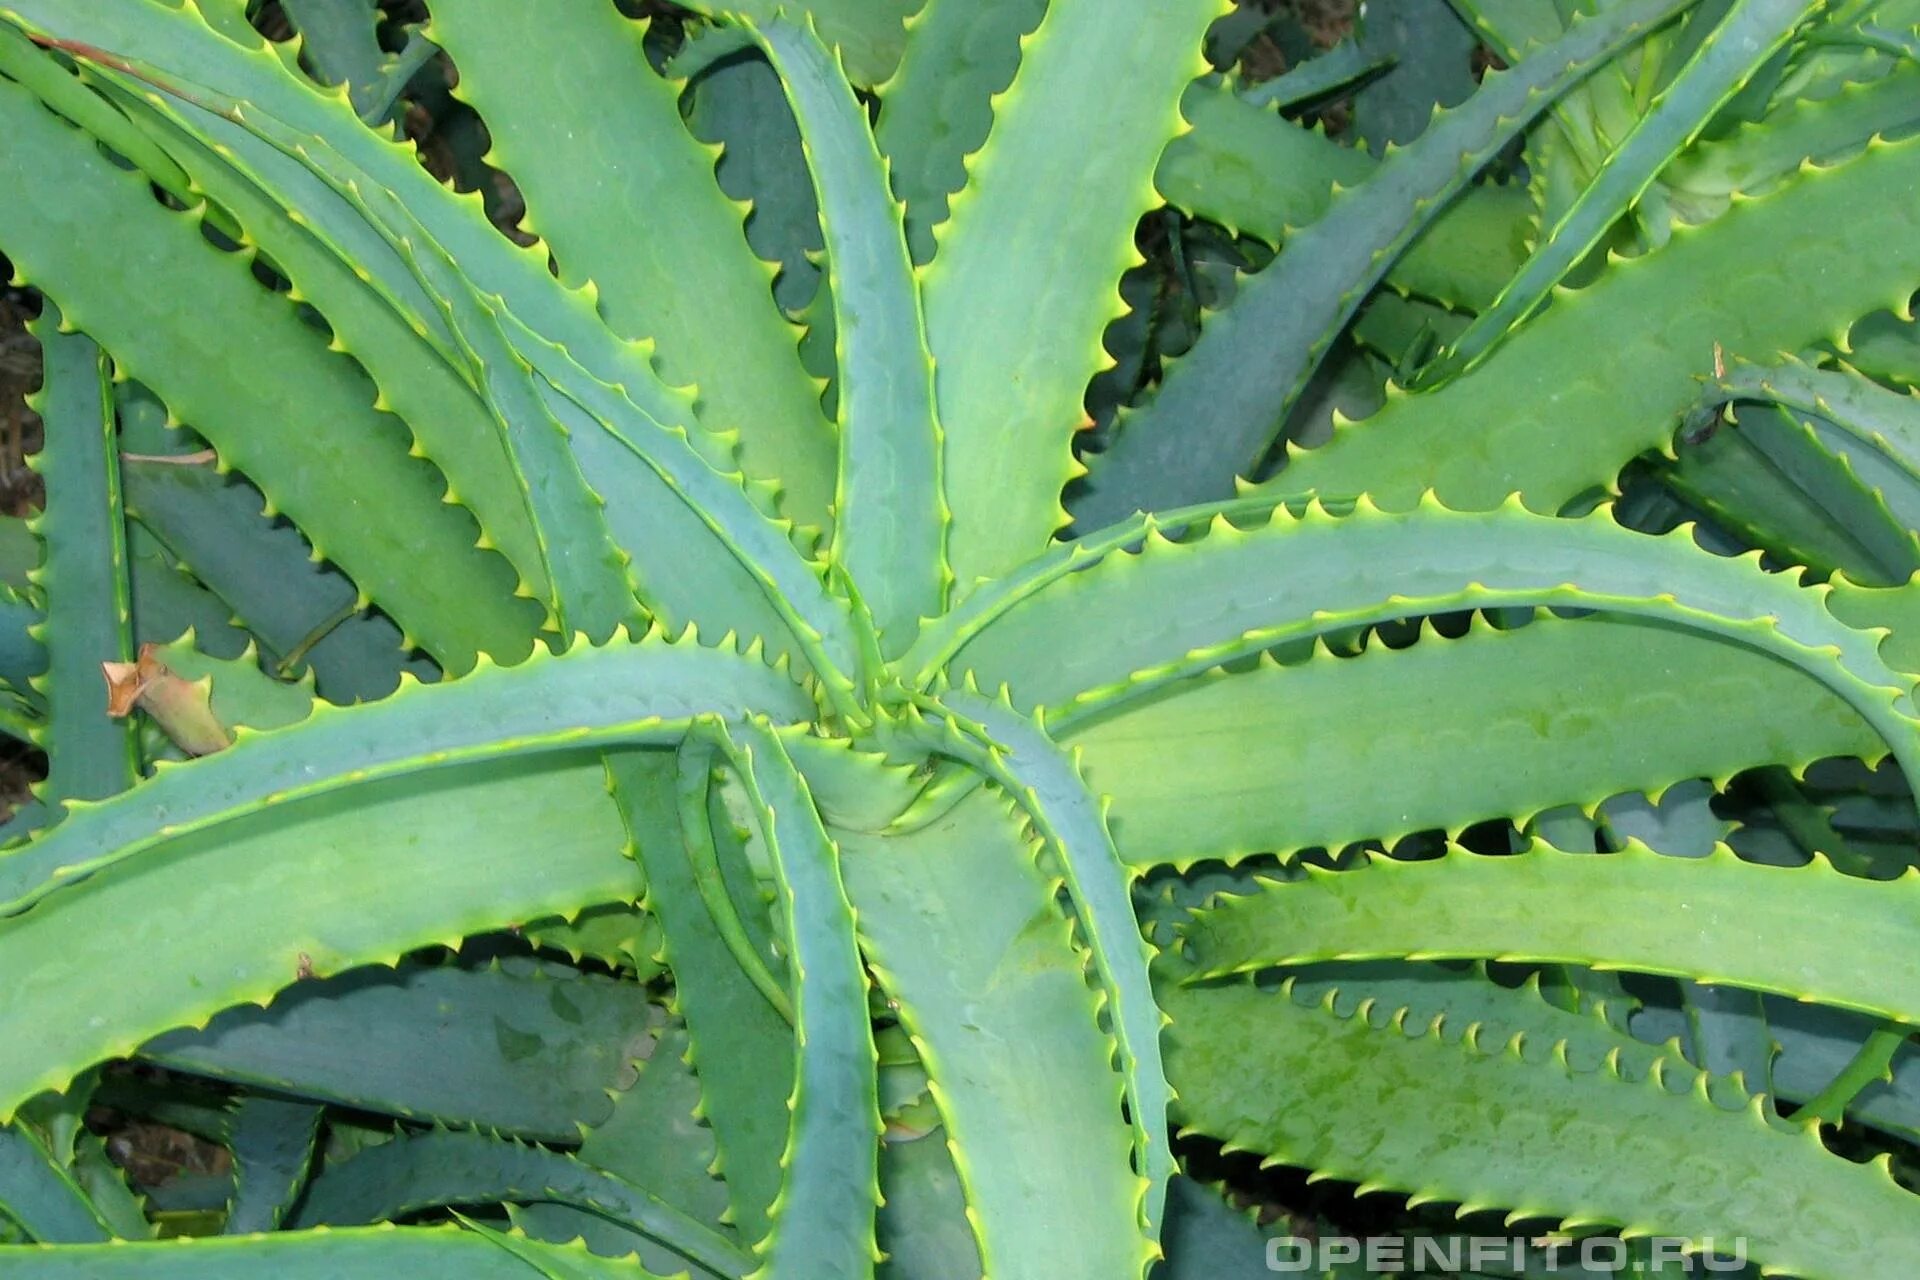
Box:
0 0 1918 1275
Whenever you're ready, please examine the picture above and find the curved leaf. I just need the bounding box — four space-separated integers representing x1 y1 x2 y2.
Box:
0 632 810 915
896 691 1171 1238
838 792 1149 1280
923 0 1220 590
1161 971 1920 1277
743 15 946 658
290 1127 750 1279
1181 840 1920 1023
26 311 135 804
425 0 837 528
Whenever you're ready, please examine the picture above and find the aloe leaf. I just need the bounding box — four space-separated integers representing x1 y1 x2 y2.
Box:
678 0 922 89
928 503 1920 781
515 354 841 692
704 721 878 1276
612 752 792 1246
923 0 1220 592
1274 132 1920 511
873 0 1049 263
505 329 860 699
5 317 139 1242
1180 840 1920 1024
122 461 434 702
0 1126 109 1243
65 1135 146 1242
0 587 42 687
1680 982 1777 1099
1159 1176 1295 1277
680 32 834 391
0 632 810 915
1157 83 1533 312
1160 972 1920 1278
1662 58 1920 208
368 201 642 643
899 691 1171 1238
278 0 388 120
1665 400 1920 586
119 27 792 609
675 739 793 1024
1353 1 1480 149
1075 0 1700 528
142 960 653 1142
425 0 838 530
1278 959 1673 1079
221 1096 321 1235
874 1130 976 1279
2 0 686 438
0 752 636 1122
1692 353 1920 528
0 1224 667 1279
0 69 537 670
1070 613 1879 870
121 93 644 643
1427 0 1823 385
1640 994 1920 1142
290 1128 750 1280
1241 39 1390 110
740 15 945 660
839 792 1150 1280
512 1020 734 1267
93 91 552 611
25 310 135 804
0 24 210 232
4 1 857 676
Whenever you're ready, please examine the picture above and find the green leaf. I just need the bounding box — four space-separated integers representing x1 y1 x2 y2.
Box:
613 752 792 1246
512 1020 735 1270
1076 0 1701 527
1070 613 1880 869
221 1096 321 1234
1427 0 1823 384
425 0 838 530
839 792 1149 1280
8 0 859 687
0 1225 666 1279
923 0 1220 591
0 630 809 915
1160 971 1920 1278
740 15 945 659
1181 840 1920 1024
279 0 387 118
290 1127 750 1280
677 0 922 88
1690 353 1920 535
1272 130 1920 512
144 960 653 1143
123 461 434 702
0 63 538 671
897 692 1170 1237
873 0 1049 263
103 87 553 615
711 720 879 1276
0 753 637 1122
26 310 136 804
927 503 1920 786
0 1126 109 1243
1156 82 1533 311
874 1130 976 1280
1664 400 1920 586
369 201 643 643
